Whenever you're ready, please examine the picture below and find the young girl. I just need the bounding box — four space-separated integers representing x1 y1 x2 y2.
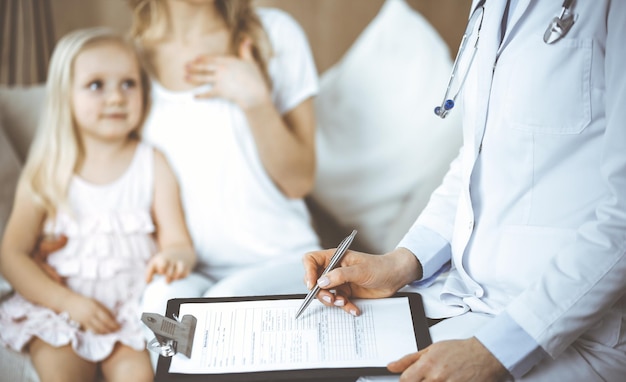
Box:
0 28 196 382
128 1 322 311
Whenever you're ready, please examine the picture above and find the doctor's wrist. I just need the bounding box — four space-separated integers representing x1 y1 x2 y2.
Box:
387 248 423 288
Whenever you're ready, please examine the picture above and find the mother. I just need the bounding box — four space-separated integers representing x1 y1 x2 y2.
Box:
129 0 321 314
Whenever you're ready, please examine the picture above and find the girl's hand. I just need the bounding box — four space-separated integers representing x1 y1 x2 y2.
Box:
185 38 270 109
145 252 193 284
63 293 120 334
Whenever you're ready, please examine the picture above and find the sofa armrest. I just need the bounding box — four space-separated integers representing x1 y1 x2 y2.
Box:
0 85 46 161
0 112 23 298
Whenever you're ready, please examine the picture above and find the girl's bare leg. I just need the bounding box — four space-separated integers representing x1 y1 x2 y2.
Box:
29 338 98 382
101 343 153 382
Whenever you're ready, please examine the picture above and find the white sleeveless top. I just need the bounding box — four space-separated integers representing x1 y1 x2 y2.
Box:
0 142 157 361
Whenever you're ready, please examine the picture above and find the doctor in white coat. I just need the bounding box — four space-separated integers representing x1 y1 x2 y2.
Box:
303 0 626 380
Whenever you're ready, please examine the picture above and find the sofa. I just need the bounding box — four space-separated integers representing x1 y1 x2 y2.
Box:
0 0 462 380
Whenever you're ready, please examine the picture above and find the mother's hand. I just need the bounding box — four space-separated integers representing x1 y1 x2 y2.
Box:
32 234 67 284
302 247 422 316
186 38 269 109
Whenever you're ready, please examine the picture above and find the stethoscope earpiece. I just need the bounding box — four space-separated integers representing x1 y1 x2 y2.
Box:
434 99 455 119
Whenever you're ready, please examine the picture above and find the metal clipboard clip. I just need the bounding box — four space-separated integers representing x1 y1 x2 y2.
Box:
141 312 197 358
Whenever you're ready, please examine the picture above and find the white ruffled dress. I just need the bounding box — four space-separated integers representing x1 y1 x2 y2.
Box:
0 142 157 361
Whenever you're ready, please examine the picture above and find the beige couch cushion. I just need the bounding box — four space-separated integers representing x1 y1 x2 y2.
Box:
0 85 46 382
0 118 22 298
0 85 45 161
0 85 45 299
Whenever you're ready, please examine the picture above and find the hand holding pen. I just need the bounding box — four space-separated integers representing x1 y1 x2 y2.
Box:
296 230 357 318
300 240 421 318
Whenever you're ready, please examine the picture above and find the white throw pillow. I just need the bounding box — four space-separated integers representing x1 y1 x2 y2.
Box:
311 0 462 253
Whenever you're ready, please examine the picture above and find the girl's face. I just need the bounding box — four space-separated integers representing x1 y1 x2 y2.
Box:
71 41 144 143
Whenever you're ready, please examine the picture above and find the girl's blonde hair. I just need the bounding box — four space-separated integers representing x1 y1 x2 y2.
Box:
21 27 150 219
127 0 272 85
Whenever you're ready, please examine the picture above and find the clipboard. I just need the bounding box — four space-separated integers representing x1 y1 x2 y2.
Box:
144 292 432 382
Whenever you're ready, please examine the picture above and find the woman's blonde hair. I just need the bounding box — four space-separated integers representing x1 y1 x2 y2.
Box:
21 27 150 219
128 0 272 85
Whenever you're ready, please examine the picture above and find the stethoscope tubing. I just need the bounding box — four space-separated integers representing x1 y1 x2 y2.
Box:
434 0 576 119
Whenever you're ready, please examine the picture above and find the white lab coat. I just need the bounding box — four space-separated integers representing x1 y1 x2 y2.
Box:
408 0 626 379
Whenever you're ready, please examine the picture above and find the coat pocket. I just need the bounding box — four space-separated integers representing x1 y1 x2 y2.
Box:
504 39 592 135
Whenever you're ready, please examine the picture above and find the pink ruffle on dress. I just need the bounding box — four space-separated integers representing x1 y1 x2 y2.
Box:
0 143 157 362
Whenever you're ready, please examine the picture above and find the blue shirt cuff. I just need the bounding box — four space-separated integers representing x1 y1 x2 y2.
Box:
397 225 451 283
475 311 548 378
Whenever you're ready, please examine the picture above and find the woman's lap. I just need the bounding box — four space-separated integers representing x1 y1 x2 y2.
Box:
204 256 308 297
141 273 214 316
141 256 307 315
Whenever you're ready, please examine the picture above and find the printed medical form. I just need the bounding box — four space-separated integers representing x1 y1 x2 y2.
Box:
168 297 418 374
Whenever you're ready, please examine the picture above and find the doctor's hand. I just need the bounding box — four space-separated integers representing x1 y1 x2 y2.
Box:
185 37 270 110
302 247 422 316
388 337 509 382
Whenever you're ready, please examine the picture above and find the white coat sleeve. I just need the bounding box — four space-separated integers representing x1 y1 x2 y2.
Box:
396 148 463 278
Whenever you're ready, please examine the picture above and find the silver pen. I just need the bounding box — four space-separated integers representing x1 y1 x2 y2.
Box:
295 229 357 319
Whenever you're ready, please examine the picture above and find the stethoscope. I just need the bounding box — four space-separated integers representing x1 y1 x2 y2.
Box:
434 0 577 119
